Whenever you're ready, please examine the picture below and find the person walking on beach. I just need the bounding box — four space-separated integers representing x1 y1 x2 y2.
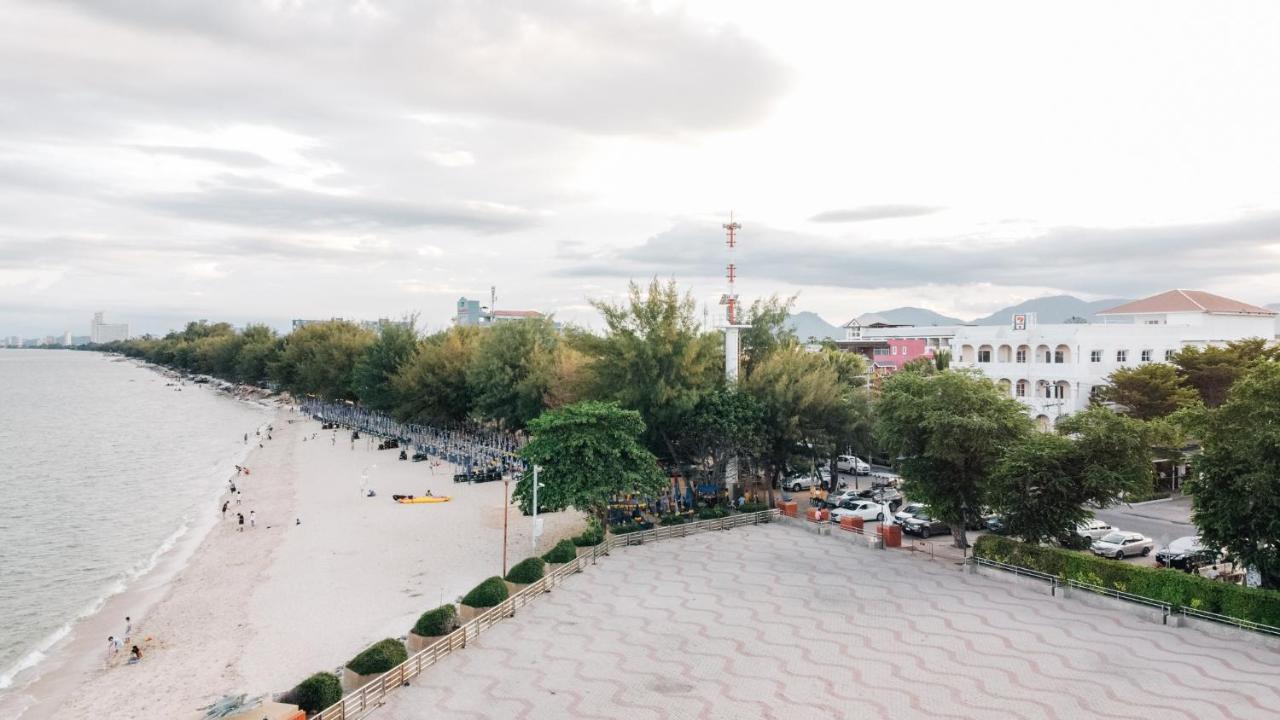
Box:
221 500 228 518
124 616 132 643
249 510 256 529
236 491 242 505
237 512 244 532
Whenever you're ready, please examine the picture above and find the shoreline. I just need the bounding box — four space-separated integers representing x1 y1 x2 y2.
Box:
11 398 585 719
0 372 276 720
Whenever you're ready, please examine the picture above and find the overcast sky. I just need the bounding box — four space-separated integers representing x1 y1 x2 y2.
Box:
3 0 1280 337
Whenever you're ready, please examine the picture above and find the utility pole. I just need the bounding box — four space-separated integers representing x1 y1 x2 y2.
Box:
502 475 509 576
531 465 542 553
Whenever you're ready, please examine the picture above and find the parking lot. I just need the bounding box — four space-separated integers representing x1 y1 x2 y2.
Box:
381 522 1276 720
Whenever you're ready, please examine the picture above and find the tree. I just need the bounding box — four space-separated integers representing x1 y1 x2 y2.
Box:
1098 363 1199 420
272 321 376 400
876 370 1032 548
392 326 481 423
738 295 797 377
1187 360 1280 588
467 318 559 430
234 324 281 384
1173 338 1279 407
352 320 418 412
516 401 668 525
674 387 765 492
581 279 721 463
989 406 1155 543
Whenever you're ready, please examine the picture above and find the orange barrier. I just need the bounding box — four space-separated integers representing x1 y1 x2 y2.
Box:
878 523 902 548
806 508 829 522
779 500 798 518
839 515 864 532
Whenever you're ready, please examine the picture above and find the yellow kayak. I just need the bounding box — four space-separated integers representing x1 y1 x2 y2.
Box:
395 496 451 504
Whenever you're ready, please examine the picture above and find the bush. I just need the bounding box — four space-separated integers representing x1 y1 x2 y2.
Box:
505 557 546 584
542 539 577 564
346 638 408 676
572 519 605 547
974 535 1280 627
461 576 509 607
696 505 730 520
611 521 649 534
412 604 458 637
293 672 342 713
737 502 769 514
659 513 689 526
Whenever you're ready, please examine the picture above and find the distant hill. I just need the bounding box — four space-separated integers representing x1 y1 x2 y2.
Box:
872 306 963 326
785 311 842 341
970 295 1131 325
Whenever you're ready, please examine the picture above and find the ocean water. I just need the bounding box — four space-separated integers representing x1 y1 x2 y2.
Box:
0 350 271 695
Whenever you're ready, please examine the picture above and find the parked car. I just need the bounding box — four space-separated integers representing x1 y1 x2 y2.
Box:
902 513 950 538
984 515 1008 534
1091 531 1154 559
835 455 871 475
830 500 885 523
1075 519 1114 543
1155 536 1220 572
783 468 829 492
894 502 927 525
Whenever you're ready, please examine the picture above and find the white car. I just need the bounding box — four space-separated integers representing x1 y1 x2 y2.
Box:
835 455 871 475
1075 519 1114 543
893 502 927 525
830 500 886 523
1090 531 1155 559
783 468 831 492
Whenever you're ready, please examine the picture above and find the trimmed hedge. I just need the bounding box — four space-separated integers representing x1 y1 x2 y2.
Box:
346 638 408 676
659 513 689 526
611 521 649 534
974 535 1280 627
412 603 458 637
293 671 342 713
572 520 605 547
542 539 577 564
737 502 768 514
696 505 730 520
505 557 546 584
461 576 509 607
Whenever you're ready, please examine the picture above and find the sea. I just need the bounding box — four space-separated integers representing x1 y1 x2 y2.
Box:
0 350 272 710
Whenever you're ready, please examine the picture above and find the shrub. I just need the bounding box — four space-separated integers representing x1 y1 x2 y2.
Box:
611 521 649 534
659 513 689 526
542 539 577 564
696 505 729 520
572 519 605 547
974 535 1280 627
346 638 408 676
412 604 458 637
505 557 546 584
461 576 509 607
292 672 342 713
737 502 768 514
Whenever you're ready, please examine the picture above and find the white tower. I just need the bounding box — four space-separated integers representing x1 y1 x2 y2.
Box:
719 216 749 497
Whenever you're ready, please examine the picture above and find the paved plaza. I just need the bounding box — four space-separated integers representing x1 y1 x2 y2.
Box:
381 523 1278 720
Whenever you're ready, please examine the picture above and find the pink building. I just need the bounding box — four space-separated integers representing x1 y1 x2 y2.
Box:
870 337 934 373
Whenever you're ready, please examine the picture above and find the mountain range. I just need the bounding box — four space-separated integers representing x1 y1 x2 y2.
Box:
787 295 1148 341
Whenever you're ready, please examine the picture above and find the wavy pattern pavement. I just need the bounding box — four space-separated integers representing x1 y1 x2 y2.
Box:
380 525 1275 719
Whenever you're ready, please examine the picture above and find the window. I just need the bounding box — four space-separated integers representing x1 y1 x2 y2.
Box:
1090 349 1102 363
1015 381 1027 397
1141 349 1152 362
1053 384 1065 399
1117 350 1128 363
1165 349 1175 361
1054 350 1064 363
873 348 890 356
1043 350 1052 363
1016 348 1027 363
1145 320 1161 325
978 349 991 363
891 346 897 356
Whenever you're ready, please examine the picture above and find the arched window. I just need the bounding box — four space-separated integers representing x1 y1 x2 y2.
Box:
1054 381 1070 400
1015 345 1029 363
997 345 1012 363
1035 344 1051 363
960 344 974 363
1035 379 1051 398
978 344 993 363
1015 379 1029 397
1054 344 1071 364
997 378 1012 396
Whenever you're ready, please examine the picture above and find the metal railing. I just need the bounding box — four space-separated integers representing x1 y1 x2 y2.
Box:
971 556 1280 635
311 509 779 720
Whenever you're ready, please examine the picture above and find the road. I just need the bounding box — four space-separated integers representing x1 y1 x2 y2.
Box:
1092 496 1196 562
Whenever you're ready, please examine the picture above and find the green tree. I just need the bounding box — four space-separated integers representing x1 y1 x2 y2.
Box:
1173 338 1278 408
1098 363 1199 420
1188 360 1280 588
234 324 281 384
392 326 481 423
738 295 797 377
467 318 559 430
674 386 765 492
272 321 376 400
516 401 668 525
876 370 1032 548
352 320 418 412
990 406 1154 543
581 279 720 463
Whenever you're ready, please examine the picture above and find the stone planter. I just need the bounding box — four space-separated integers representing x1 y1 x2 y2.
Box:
340 667 380 694
406 630 452 653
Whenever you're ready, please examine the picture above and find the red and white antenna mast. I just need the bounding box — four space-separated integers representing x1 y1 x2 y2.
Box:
721 213 742 325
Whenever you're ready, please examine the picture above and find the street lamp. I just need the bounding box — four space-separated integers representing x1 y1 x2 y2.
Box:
531 465 544 553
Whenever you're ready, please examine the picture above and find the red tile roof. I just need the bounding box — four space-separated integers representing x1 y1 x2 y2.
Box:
1098 290 1276 316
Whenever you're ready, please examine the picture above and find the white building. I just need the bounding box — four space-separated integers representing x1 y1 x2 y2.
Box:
949 290 1276 428
90 311 129 344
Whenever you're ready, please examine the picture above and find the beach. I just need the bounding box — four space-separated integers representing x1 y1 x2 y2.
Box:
16 408 585 720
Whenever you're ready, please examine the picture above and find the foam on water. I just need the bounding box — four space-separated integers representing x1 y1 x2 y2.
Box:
0 350 272 701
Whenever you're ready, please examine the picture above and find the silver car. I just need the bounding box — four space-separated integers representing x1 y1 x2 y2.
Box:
1090 531 1154 560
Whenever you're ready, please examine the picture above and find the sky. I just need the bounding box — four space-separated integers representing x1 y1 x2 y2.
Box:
2 0 1280 338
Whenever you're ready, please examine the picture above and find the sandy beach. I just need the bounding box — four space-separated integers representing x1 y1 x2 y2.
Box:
19 407 585 720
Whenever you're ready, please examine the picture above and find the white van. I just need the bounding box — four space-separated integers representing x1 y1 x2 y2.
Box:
1075 519 1114 543
835 455 870 475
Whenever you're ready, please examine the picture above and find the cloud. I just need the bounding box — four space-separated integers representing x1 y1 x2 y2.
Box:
559 211 1280 297
809 204 943 223
128 144 273 168
135 185 540 233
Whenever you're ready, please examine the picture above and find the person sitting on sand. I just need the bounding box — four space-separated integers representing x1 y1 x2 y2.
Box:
128 645 142 664
425 489 433 497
